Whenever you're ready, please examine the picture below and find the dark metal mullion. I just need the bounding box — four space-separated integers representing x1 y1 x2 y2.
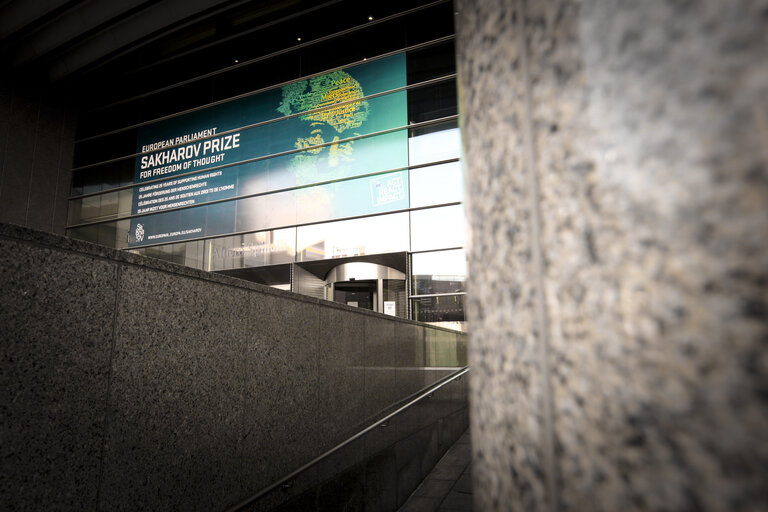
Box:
70 149 458 203
70 201 462 250
72 73 456 169
68 115 459 201
67 157 461 228
78 35 455 143
409 245 464 255
409 292 467 299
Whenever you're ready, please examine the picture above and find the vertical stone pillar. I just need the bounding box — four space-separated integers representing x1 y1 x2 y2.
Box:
455 0 768 510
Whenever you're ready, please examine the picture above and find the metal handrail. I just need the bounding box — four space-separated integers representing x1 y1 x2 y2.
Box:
224 365 469 512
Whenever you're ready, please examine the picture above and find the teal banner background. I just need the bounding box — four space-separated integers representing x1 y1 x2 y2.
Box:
129 53 408 247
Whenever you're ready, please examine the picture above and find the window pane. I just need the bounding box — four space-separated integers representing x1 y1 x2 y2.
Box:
143 243 175 263
407 80 457 124
407 40 456 85
403 2 454 46
296 169 409 225
383 279 407 318
409 161 463 208
118 188 133 217
237 168 411 235
113 219 131 249
73 128 138 167
235 190 297 234
67 219 129 249
411 249 466 295
100 190 119 217
179 240 205 269
67 225 99 244
410 205 466 252
67 190 121 224
205 228 296 271
408 125 461 166
132 240 204 268
68 195 102 224
71 159 134 194
296 212 409 261
412 294 465 323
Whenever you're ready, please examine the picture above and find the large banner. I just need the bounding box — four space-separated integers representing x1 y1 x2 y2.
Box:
129 53 408 247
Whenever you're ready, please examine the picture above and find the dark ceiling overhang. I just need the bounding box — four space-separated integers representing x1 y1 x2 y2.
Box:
1 0 450 110
0 0 323 87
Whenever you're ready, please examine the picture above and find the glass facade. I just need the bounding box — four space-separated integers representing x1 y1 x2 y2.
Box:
296 213 410 262
67 0 466 329
411 248 467 331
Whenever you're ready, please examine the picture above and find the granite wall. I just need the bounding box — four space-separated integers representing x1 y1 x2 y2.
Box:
0 223 467 511
455 0 768 511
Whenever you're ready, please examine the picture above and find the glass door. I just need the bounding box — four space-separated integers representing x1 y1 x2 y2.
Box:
333 280 377 311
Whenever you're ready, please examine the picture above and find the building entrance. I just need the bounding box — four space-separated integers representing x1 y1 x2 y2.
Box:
325 262 406 316
333 280 376 310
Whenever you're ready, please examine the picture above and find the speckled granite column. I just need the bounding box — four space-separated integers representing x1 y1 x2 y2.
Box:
456 1 768 511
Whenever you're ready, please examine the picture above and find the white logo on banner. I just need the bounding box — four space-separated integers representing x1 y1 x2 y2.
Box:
135 223 145 242
370 174 405 206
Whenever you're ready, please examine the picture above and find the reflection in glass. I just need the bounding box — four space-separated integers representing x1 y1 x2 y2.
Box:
100 190 119 217
67 40 467 279
140 244 174 264
113 219 131 249
296 212 409 261
68 219 131 249
410 205 466 252
235 190 298 234
409 161 463 208
69 189 134 225
131 240 205 269
383 279 407 317
118 188 133 217
407 81 457 123
295 169 409 225
412 294 465 323
67 224 99 244
411 249 466 295
407 40 456 85
235 168 410 235
204 228 296 271
408 126 461 166
70 195 102 224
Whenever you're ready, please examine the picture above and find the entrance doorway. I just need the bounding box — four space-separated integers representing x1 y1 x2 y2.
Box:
325 262 406 316
333 280 376 310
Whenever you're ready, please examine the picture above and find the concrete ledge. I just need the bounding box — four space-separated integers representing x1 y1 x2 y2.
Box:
0 222 462 333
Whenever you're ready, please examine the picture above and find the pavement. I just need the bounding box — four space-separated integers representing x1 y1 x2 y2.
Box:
397 429 473 512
